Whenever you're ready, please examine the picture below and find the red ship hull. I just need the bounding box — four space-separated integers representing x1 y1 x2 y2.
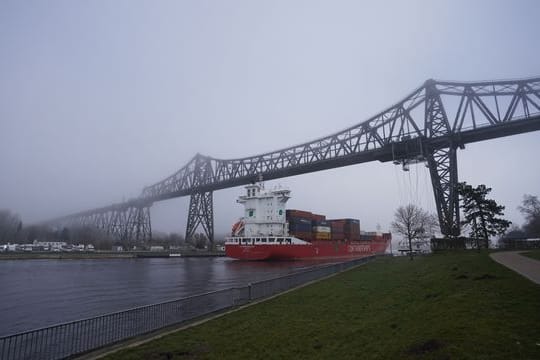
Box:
226 238 390 260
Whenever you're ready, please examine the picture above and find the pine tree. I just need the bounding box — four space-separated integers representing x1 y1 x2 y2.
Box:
458 182 511 248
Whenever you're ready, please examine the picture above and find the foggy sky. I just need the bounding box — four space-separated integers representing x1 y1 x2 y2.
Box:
1 0 539 239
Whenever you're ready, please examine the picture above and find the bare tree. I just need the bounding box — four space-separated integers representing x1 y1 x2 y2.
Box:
518 194 540 237
391 204 437 259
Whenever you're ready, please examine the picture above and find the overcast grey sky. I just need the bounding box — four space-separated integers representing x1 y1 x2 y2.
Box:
1 0 539 238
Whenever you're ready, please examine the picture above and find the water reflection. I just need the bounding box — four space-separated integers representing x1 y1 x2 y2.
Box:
0 257 339 336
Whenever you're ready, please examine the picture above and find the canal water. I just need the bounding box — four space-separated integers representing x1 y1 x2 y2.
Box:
0 257 336 336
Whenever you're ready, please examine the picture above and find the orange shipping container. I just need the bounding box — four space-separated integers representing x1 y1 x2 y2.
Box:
286 210 313 222
311 213 326 222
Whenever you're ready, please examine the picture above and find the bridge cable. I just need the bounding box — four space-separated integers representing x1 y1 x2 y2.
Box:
422 163 434 215
393 162 406 207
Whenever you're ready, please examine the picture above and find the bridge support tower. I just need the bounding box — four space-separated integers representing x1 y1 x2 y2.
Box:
55 203 152 246
185 191 214 248
424 80 461 237
108 205 153 245
426 146 460 237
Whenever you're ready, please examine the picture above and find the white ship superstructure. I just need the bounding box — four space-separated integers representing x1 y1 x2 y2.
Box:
236 183 290 237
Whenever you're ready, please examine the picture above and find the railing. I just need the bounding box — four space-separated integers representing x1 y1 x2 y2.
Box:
0 256 376 360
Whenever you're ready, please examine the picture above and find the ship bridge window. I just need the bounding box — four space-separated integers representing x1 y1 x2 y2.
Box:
269 238 275 243
261 238 267 243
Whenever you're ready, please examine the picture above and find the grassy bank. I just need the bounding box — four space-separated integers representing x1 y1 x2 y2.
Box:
104 252 540 360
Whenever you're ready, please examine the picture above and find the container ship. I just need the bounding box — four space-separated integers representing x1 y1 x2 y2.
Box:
225 182 391 260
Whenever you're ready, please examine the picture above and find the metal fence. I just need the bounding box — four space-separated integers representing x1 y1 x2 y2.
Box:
0 256 375 360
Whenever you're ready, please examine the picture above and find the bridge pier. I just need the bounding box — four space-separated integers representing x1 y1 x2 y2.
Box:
131 206 152 243
426 146 460 237
185 191 214 247
55 204 153 246
424 80 461 237
106 205 153 245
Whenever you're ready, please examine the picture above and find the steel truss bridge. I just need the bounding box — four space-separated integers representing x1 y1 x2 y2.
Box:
46 76 540 244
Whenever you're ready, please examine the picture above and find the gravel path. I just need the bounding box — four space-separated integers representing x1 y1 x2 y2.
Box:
490 251 540 285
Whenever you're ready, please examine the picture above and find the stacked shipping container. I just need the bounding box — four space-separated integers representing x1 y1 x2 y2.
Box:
287 210 365 242
328 219 345 240
312 220 331 240
286 210 332 241
359 231 392 242
286 210 392 244
311 213 326 222
328 219 360 241
286 210 316 241
344 219 360 241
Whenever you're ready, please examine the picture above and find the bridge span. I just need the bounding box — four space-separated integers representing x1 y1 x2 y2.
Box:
45 76 540 244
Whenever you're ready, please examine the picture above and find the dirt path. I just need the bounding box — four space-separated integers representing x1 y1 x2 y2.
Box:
490 251 540 285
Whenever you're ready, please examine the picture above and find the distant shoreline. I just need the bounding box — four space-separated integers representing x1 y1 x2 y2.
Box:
0 251 226 260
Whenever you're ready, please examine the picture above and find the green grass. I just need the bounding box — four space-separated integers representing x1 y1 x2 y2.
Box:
105 252 540 360
521 249 540 261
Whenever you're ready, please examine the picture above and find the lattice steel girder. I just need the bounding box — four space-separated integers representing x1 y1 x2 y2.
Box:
141 76 540 202
426 146 460 236
48 205 152 243
424 79 451 137
111 206 152 243
108 206 152 243
133 206 152 243
47 76 540 238
185 191 214 245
